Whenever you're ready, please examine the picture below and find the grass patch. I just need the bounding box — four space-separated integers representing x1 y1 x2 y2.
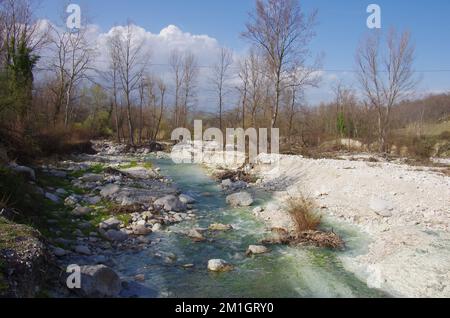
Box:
118 161 153 170
37 172 86 195
287 196 322 233
83 200 142 228
70 164 106 178
118 161 138 170
116 214 132 226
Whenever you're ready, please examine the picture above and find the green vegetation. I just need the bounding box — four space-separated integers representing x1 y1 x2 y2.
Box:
116 214 133 227
118 161 152 170
70 164 106 178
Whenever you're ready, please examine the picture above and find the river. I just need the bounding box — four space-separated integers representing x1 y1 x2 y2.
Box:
112 157 387 298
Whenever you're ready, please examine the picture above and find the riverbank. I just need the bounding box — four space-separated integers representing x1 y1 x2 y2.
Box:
240 153 450 298
1 141 201 297
2 140 448 298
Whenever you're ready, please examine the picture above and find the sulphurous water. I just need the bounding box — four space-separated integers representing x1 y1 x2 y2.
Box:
113 157 388 298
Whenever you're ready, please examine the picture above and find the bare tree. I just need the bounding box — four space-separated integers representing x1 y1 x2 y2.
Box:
238 57 249 129
49 23 94 126
137 76 147 144
169 49 183 128
243 0 317 128
110 22 148 145
356 29 417 152
0 0 49 127
180 51 197 127
212 47 233 131
105 34 122 143
153 77 166 141
0 0 49 62
247 50 265 127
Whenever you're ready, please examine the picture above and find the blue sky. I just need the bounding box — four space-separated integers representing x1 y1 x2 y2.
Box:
37 0 450 105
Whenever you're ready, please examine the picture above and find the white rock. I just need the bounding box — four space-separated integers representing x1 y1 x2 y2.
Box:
152 223 162 232
207 259 234 272
247 245 269 255
226 192 254 207
154 195 187 212
179 194 196 204
100 184 120 197
99 217 121 231
221 179 233 188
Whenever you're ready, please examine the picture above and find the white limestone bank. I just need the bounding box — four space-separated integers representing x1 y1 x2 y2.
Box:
250 154 450 298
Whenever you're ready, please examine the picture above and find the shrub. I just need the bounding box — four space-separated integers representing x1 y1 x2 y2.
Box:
287 196 322 233
34 126 96 156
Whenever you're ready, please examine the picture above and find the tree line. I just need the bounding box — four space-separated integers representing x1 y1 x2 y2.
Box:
1 0 449 160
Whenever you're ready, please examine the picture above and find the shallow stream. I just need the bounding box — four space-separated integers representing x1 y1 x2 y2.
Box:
113 158 387 298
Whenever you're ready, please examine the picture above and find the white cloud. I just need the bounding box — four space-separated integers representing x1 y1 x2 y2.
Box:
95 24 223 74
93 24 237 110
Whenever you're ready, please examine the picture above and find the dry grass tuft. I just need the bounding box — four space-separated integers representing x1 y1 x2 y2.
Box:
287 196 322 233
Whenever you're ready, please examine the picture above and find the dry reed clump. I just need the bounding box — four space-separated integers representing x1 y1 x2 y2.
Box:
287 196 322 233
262 196 345 250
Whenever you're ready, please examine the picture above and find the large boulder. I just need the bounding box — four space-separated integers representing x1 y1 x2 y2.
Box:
226 192 254 207
78 265 122 298
154 195 187 212
207 259 234 272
